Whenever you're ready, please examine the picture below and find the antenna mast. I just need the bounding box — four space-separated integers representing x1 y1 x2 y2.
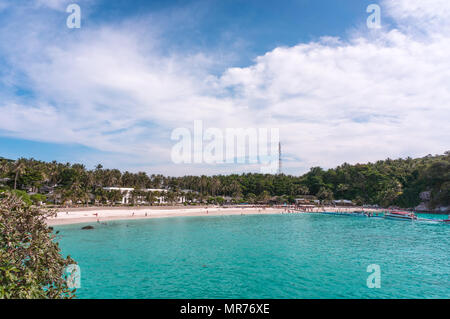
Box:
278 142 282 174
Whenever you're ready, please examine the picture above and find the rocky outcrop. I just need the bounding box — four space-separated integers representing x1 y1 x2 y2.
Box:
415 193 449 213
415 202 429 212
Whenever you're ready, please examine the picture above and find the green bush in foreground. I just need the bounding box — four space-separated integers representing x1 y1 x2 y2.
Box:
0 192 76 299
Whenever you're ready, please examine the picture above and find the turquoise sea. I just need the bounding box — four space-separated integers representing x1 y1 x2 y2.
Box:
55 213 450 299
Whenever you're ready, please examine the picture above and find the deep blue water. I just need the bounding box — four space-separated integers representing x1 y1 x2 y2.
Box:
55 213 450 299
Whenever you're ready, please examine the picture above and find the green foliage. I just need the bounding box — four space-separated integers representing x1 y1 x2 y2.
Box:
419 158 450 208
10 190 32 206
30 194 47 205
0 192 76 299
0 152 448 209
317 187 334 201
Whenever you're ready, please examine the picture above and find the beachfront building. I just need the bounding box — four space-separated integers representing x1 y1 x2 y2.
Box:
103 187 134 204
295 195 318 205
332 199 355 206
103 187 186 205
146 188 186 204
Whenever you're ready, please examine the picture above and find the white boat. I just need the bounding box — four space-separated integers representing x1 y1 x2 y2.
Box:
385 211 417 221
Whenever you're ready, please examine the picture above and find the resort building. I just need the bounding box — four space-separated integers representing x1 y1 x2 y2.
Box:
103 187 134 204
103 187 186 205
295 195 318 205
332 199 355 206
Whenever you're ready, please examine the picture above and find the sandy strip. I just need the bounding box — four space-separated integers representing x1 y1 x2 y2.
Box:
47 207 285 226
46 206 385 226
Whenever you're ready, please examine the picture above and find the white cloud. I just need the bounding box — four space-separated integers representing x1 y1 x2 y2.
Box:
0 0 449 175
384 0 450 30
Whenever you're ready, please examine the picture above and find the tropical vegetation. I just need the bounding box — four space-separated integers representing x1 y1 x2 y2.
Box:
0 152 448 209
0 191 76 298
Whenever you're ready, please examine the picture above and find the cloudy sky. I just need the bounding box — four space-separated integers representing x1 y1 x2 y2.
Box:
0 0 449 176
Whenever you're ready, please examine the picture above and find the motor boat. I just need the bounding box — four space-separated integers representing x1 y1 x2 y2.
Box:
385 211 417 221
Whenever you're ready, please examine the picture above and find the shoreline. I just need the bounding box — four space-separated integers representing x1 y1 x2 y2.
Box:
47 207 285 226
46 206 385 226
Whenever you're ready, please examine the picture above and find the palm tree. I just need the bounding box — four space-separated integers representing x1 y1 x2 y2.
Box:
0 160 13 187
258 190 271 204
229 180 242 198
297 185 310 195
0 159 8 176
146 191 157 205
13 159 27 190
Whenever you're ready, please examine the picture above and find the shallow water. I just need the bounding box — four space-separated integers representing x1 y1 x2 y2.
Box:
56 213 450 299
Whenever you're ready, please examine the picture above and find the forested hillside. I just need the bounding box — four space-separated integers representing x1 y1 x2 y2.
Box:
0 152 448 209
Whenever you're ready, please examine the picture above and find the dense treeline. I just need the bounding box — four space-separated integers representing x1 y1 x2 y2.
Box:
0 152 448 208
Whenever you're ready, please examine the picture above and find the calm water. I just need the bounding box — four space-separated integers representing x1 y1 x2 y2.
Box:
55 213 450 299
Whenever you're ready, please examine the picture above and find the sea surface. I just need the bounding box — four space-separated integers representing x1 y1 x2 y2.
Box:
55 213 450 299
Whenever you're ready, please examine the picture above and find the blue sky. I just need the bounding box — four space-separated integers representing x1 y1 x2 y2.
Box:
83 0 377 65
0 0 448 175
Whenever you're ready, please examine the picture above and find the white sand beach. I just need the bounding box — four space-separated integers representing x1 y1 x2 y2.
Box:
47 206 284 225
46 206 384 226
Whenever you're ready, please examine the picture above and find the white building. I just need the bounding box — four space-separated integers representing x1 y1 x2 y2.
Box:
103 187 185 205
332 199 355 206
103 187 134 204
